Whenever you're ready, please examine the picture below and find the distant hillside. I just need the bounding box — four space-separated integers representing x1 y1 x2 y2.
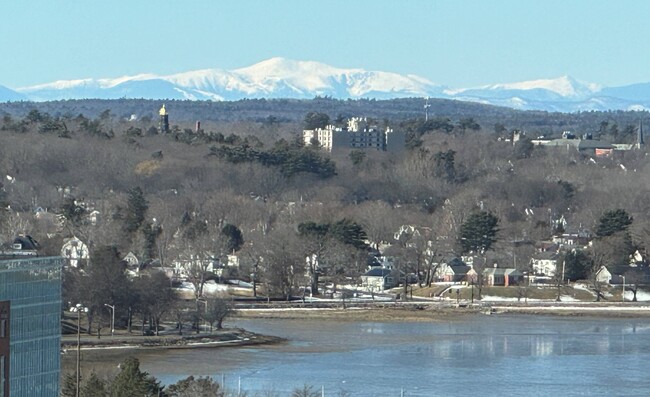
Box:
1 97 649 137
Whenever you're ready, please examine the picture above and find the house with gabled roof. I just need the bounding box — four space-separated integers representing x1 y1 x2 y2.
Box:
434 258 478 283
361 267 398 291
530 252 559 277
61 236 89 268
483 267 523 286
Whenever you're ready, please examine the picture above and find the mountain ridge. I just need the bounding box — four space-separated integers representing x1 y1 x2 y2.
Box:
4 57 650 112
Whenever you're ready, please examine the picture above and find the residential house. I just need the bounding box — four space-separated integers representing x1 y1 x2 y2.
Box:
483 267 524 286
629 250 646 266
172 253 217 280
361 267 398 291
434 258 477 283
530 252 559 277
214 254 241 277
441 265 477 283
60 236 89 268
12 235 39 251
0 235 39 257
595 264 650 285
536 241 559 253
123 252 139 267
595 265 619 285
552 229 592 248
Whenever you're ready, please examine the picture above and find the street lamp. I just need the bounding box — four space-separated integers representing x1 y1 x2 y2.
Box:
69 303 88 397
620 275 626 302
104 304 115 337
252 262 258 298
197 299 208 332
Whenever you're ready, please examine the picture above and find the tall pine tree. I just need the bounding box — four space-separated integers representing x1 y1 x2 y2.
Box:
124 187 148 233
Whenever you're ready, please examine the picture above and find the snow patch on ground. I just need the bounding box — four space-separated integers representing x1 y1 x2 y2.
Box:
481 296 544 302
625 290 650 301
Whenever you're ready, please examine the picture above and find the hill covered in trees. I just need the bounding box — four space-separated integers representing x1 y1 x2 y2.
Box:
1 97 650 302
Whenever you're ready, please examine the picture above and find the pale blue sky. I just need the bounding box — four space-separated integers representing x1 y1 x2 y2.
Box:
2 0 649 89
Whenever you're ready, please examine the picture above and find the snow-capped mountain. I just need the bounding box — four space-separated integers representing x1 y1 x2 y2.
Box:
443 75 650 112
445 76 599 99
13 58 444 102
5 58 650 112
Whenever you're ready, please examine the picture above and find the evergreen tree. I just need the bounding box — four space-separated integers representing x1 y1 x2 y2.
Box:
303 112 330 130
595 209 633 237
61 197 87 227
125 187 148 233
221 223 244 253
299 219 368 249
166 375 225 397
459 211 499 253
298 221 330 238
349 150 366 165
142 221 162 260
330 219 368 249
110 357 161 397
562 250 592 281
81 372 108 397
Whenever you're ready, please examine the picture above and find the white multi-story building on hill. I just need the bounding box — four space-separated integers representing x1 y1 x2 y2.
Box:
304 117 405 152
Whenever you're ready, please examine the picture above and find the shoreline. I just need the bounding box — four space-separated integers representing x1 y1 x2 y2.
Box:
62 302 650 353
234 301 650 320
61 328 285 353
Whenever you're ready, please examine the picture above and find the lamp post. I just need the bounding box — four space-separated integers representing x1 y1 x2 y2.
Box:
197 299 208 332
621 275 626 302
471 281 475 303
252 262 258 298
104 304 115 337
70 303 88 397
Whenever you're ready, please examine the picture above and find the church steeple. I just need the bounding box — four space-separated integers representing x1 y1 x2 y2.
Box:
637 120 644 149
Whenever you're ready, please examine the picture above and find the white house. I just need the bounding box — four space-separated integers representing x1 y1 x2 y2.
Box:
361 268 398 291
123 252 140 267
595 266 613 284
60 236 89 268
530 252 558 277
172 253 217 280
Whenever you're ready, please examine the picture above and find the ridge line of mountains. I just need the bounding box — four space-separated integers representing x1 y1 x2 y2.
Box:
3 57 650 113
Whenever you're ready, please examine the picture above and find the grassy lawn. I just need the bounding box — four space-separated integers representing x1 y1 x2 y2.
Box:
410 283 602 302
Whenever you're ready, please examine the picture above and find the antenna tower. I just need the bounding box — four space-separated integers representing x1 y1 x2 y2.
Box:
424 97 431 121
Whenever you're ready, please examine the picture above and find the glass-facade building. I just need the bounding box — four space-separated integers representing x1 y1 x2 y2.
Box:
0 256 62 396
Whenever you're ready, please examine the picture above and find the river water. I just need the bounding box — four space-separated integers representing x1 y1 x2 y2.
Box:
135 315 650 396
